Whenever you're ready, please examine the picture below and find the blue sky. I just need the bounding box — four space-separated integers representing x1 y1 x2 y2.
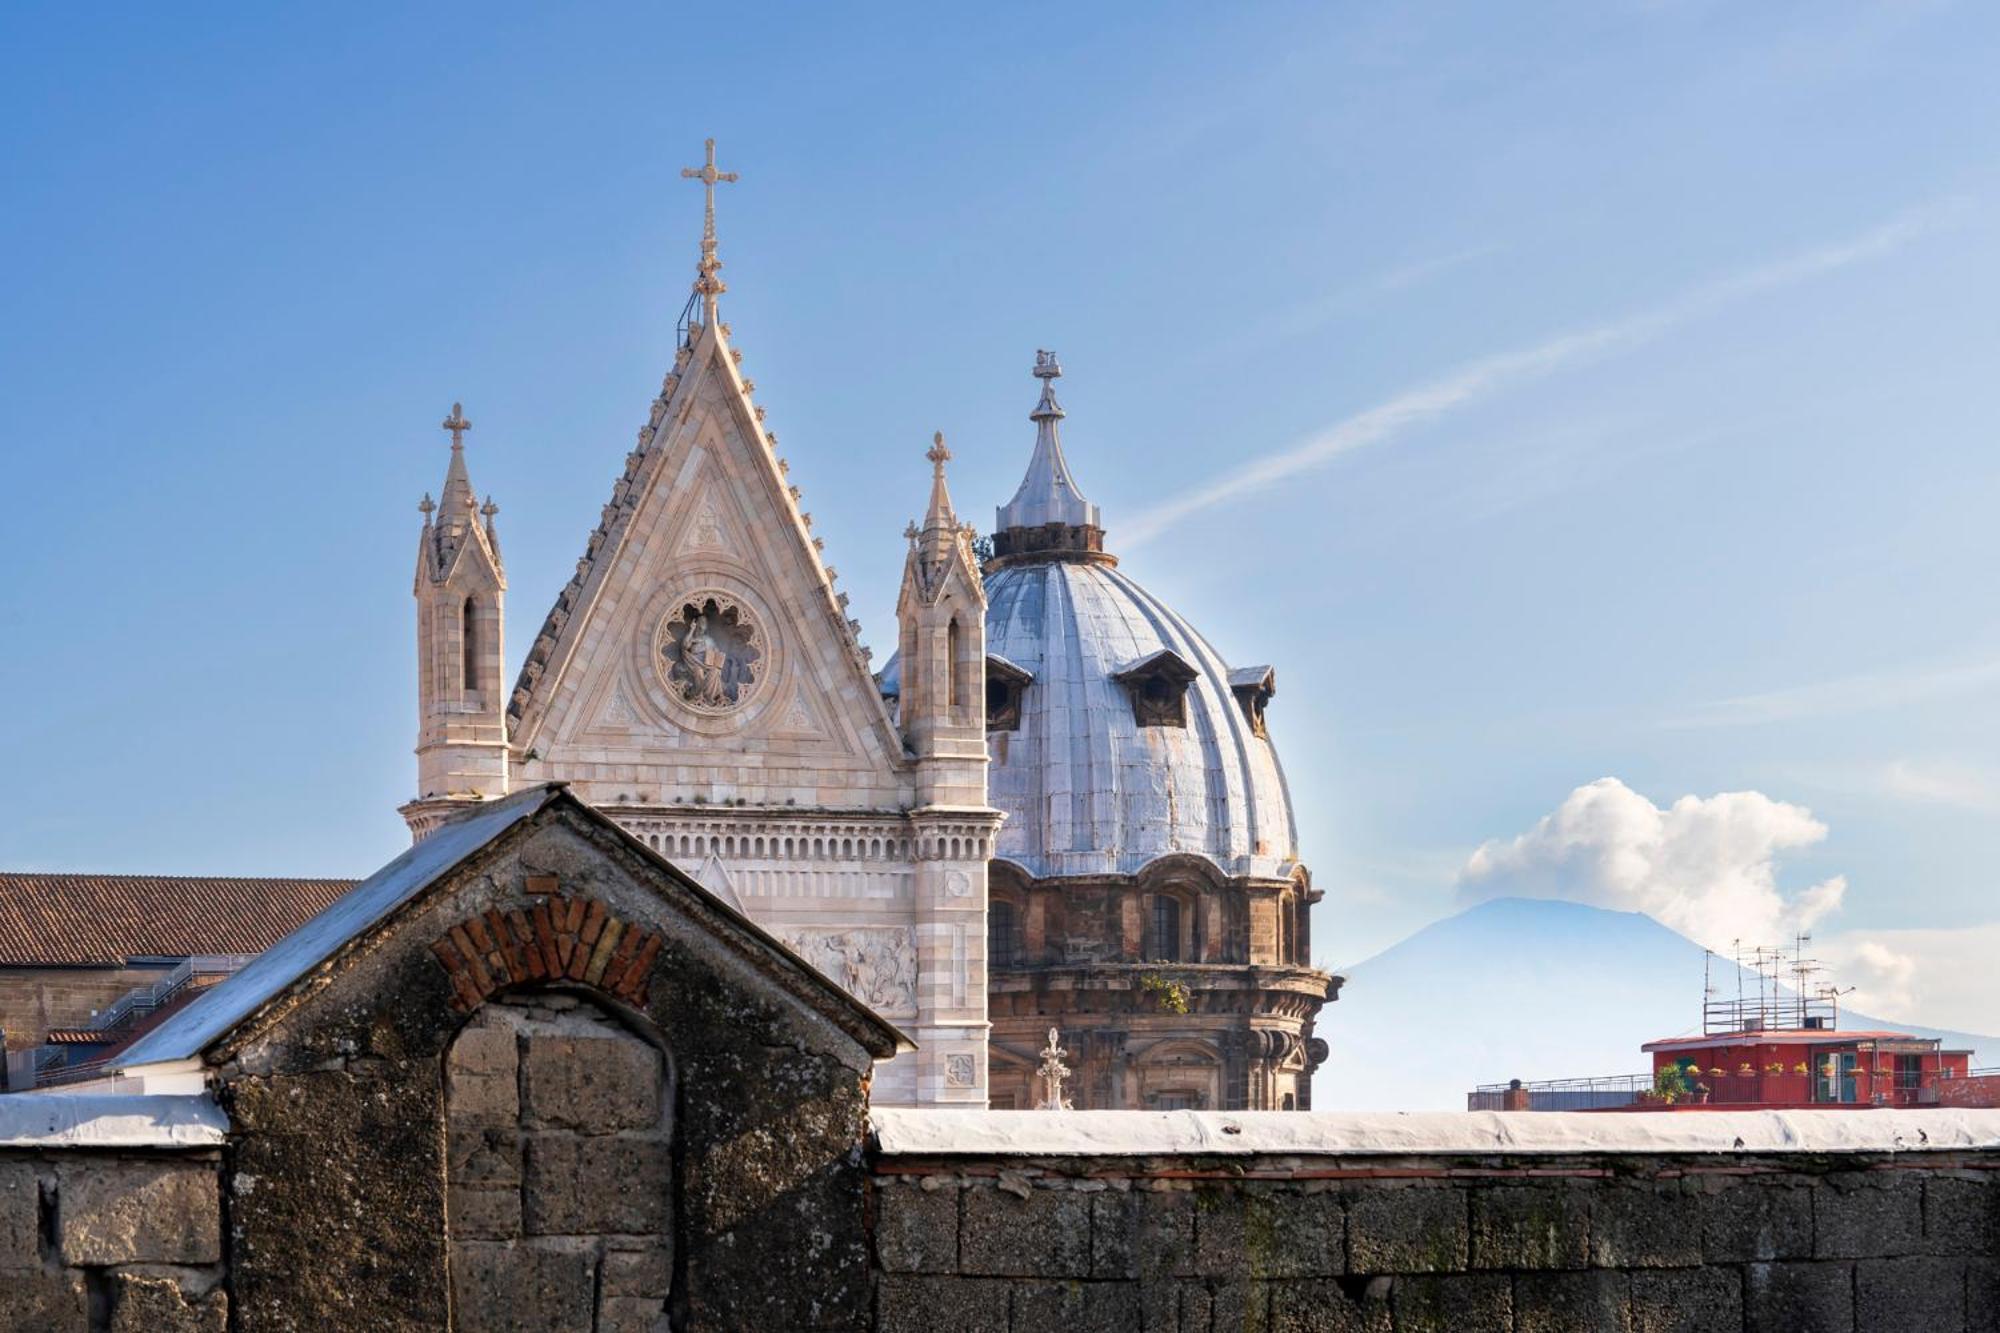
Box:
4 3 1997 1032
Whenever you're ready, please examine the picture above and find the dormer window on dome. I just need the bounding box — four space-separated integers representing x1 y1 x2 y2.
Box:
1112 649 1199 729
1229 665 1275 738
984 653 1033 733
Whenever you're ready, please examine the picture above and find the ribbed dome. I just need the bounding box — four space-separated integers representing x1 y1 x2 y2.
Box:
984 559 1299 881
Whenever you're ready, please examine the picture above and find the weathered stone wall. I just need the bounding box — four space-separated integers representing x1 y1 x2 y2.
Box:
0 1148 224 1332
212 806 882 1332
871 1148 2000 1332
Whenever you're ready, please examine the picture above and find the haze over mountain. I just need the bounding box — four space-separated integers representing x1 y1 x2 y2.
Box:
1319 897 2000 1111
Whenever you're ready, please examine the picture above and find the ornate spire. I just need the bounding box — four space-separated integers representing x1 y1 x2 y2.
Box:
436 401 479 526
915 432 964 570
680 137 739 324
995 350 1101 535
1035 1027 1073 1111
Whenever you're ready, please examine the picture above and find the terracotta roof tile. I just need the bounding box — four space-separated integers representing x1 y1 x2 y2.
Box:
0 874 356 966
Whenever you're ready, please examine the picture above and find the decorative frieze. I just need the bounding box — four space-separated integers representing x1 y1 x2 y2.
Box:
779 926 918 1016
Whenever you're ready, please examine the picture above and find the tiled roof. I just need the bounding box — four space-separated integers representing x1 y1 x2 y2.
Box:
0 874 357 967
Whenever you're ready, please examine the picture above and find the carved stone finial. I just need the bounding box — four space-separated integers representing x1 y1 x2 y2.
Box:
904 521 920 542
927 431 951 469
441 402 471 449
418 493 436 519
481 496 499 520
1036 1027 1073 1111
679 137 740 311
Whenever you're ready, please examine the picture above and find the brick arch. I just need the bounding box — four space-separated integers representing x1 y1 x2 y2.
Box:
428 890 664 1014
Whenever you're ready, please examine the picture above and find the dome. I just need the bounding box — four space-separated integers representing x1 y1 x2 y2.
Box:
984 558 1299 881
975 351 1300 882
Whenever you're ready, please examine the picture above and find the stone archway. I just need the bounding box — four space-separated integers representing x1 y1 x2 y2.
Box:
444 990 674 1332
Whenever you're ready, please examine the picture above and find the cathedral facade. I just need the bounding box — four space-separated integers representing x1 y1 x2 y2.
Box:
400 143 1333 1108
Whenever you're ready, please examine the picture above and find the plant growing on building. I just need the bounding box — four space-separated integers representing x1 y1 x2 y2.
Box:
1140 971 1192 1014
1652 1066 1690 1104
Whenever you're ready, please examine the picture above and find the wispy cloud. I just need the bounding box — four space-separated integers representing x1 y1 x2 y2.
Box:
1122 199 1964 548
1666 654 2000 729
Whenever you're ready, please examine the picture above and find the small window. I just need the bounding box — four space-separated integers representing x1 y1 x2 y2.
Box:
989 900 1019 968
1112 650 1198 729
1152 1090 1200 1111
1149 895 1181 963
985 655 1033 733
461 597 479 692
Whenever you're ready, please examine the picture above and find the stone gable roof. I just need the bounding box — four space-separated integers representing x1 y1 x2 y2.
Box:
0 874 356 967
116 783 910 1070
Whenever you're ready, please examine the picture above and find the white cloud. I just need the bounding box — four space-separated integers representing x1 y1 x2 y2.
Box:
1821 926 2000 1037
1122 198 1962 549
1457 777 1846 951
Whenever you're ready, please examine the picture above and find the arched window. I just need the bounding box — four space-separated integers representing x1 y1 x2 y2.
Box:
1149 894 1182 963
461 597 479 692
947 618 966 713
989 899 1019 968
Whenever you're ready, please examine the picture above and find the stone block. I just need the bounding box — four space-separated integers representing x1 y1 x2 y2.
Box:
1390 1273 1511 1333
1268 1278 1391 1333
1470 1185 1590 1271
1816 1172 1924 1258
449 1183 522 1240
1093 1187 1196 1280
1513 1271 1630 1333
1628 1267 1740 1333
1348 1186 1466 1274
451 1239 596 1333
447 1024 520 1124
0 1161 38 1271
524 1134 670 1235
449 1124 522 1186
1744 1261 1851 1333
521 1032 663 1131
878 1180 958 1274
1590 1184 1699 1269
0 1269 86 1332
960 1183 1090 1277
108 1271 228 1333
1242 1188 1345 1278
1701 1180 1814 1263
876 1275 1011 1333
1010 1280 1143 1331
601 1243 672 1297
1857 1256 1966 1329
597 1294 669 1333
1927 1175 2000 1256
57 1161 221 1265
1969 1259 2000 1333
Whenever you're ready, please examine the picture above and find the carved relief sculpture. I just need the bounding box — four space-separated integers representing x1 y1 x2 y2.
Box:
656 594 763 712
780 926 918 1015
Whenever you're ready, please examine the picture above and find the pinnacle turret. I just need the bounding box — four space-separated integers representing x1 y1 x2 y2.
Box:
996 350 1101 534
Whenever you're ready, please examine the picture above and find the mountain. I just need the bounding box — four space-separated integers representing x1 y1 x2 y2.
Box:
1316 897 2000 1111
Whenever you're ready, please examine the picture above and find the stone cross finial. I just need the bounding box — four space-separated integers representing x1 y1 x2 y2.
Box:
1035 1027 1073 1111
441 402 472 450
481 496 499 521
680 137 739 304
418 493 435 520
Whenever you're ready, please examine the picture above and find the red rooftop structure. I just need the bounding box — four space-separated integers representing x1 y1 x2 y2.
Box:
1471 939 1999 1111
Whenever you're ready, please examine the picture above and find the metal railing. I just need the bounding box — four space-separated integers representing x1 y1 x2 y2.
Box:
4 955 254 1092
1468 1074 1651 1112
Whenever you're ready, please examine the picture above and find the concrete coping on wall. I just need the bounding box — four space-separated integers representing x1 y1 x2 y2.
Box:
0 1093 228 1148
871 1107 2000 1158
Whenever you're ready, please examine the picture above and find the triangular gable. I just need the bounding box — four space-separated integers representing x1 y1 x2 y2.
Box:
114 784 908 1070
506 323 909 787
